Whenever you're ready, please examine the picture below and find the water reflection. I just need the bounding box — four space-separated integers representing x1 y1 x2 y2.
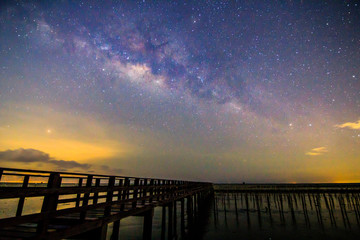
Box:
206 192 360 240
113 191 360 239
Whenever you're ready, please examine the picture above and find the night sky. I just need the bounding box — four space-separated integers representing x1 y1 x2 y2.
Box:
0 1 359 183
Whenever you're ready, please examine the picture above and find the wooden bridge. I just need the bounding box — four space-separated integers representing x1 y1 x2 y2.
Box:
0 167 213 240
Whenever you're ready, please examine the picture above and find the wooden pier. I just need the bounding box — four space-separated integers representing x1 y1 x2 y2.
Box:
0 167 213 240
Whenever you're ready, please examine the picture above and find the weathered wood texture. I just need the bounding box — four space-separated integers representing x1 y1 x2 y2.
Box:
0 167 213 240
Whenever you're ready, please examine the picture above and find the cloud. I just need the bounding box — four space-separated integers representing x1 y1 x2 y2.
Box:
100 165 123 175
0 148 123 175
306 147 328 156
0 148 91 170
335 120 360 130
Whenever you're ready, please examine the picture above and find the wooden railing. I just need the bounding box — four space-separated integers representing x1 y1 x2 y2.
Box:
0 167 213 239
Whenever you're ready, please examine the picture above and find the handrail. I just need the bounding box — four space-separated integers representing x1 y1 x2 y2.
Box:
0 167 210 183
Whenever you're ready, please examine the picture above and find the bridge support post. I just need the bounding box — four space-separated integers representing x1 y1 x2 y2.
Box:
96 224 108 240
111 220 120 240
143 208 154 240
198 193 201 210
168 202 173 239
180 198 185 236
187 196 193 228
194 194 197 214
174 201 177 236
161 206 166 240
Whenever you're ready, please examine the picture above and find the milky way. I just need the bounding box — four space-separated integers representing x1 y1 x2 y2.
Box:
0 1 359 182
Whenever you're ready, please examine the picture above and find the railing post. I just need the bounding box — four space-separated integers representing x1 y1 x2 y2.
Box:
169 180 173 199
158 180 162 201
37 172 61 235
118 179 123 201
80 175 93 221
142 179 148 205
75 178 83 207
0 169 3 181
127 178 131 200
121 177 129 211
132 178 140 208
149 179 154 203
16 175 29 216
111 179 122 240
163 181 168 200
105 176 115 216
93 178 101 205
92 177 114 240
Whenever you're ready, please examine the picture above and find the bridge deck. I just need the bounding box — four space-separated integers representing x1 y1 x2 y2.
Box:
0 167 213 239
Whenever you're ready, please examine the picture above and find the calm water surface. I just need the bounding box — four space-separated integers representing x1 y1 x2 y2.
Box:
110 190 360 239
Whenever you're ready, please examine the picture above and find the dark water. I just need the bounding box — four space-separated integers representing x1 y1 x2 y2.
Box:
205 192 360 240
105 191 360 240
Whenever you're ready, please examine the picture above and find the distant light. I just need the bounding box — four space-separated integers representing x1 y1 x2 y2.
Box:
353 75 356 78
308 123 312 127
289 123 293 127
47 129 52 134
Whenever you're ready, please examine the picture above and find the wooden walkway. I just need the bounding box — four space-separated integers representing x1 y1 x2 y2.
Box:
0 167 213 240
